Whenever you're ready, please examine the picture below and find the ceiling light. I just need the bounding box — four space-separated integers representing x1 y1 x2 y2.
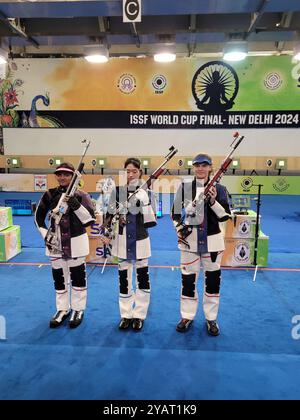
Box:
154 52 176 63
223 42 248 61
84 45 109 63
223 51 247 61
85 54 108 63
154 41 176 63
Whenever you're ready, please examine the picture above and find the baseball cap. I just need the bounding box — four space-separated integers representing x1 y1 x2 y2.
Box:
54 162 75 175
192 154 212 166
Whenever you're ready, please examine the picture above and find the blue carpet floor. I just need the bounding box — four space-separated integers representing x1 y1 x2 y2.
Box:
0 193 300 400
0 260 300 400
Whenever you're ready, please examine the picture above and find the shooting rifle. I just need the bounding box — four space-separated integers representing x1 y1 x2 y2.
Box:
45 139 91 253
203 132 244 198
103 145 178 238
177 132 245 247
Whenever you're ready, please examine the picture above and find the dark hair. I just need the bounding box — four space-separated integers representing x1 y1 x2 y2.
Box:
124 157 141 169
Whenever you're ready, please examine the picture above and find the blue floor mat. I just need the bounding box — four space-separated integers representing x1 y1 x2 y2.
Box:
1 193 300 399
0 259 300 400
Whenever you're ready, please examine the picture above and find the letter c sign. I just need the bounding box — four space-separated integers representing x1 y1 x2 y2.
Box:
123 0 141 23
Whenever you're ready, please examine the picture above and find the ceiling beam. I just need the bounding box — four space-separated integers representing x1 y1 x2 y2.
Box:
97 17 106 33
130 22 141 48
275 11 293 52
187 14 197 57
245 0 270 39
0 11 39 47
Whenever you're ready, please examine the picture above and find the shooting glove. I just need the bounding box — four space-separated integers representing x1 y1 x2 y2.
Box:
134 189 149 206
66 195 81 211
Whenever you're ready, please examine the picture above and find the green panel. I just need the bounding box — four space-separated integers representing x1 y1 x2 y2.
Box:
233 56 300 111
256 235 269 267
0 207 13 232
0 225 21 262
222 176 300 195
0 234 5 261
246 232 268 267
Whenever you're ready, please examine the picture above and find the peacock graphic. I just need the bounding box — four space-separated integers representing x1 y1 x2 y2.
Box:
22 93 64 127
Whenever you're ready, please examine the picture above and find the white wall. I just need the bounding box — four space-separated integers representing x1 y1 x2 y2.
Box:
3 127 300 156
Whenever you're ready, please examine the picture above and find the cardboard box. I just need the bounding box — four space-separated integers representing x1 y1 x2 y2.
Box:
0 207 13 232
225 210 260 239
222 232 269 267
86 214 103 238
0 225 21 262
87 237 117 264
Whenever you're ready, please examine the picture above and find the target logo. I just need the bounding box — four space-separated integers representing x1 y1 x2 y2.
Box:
234 242 251 264
241 177 253 191
264 72 283 90
238 220 251 236
152 74 167 94
123 0 141 23
272 178 290 192
118 74 136 94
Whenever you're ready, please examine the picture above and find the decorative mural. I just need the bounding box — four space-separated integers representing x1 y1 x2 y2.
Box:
0 56 299 133
0 62 64 130
21 93 64 128
0 67 22 128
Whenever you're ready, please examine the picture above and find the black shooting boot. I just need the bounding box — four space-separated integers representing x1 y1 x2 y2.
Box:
49 310 71 328
176 318 193 333
206 320 220 336
118 318 132 330
69 310 84 329
132 318 144 331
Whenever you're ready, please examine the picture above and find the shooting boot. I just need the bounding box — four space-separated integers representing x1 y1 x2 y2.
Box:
69 310 84 329
176 318 193 333
206 320 220 336
49 310 71 328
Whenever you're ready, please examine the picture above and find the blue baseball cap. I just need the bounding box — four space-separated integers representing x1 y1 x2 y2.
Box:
192 154 212 165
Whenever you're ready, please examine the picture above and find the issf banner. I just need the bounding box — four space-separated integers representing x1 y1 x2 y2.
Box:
0 56 300 129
